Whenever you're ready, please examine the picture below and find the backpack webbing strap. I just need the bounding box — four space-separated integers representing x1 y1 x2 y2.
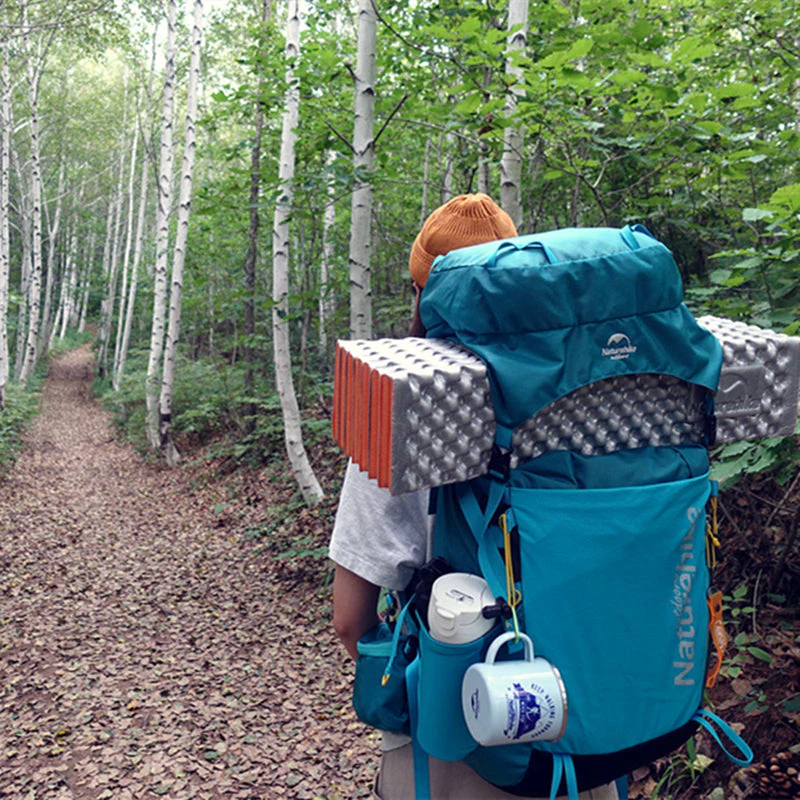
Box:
692 709 753 766
405 657 431 799
550 754 579 800
454 478 508 602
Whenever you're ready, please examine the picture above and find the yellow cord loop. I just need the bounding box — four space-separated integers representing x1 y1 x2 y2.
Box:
706 495 720 569
499 513 522 640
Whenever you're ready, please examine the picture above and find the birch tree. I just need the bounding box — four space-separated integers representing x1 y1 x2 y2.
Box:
347 0 376 339
112 111 139 384
39 161 65 352
500 0 528 231
273 0 323 506
0 30 9 407
146 0 177 450
115 29 158 390
243 0 271 435
18 4 46 385
159 0 204 466
318 151 336 359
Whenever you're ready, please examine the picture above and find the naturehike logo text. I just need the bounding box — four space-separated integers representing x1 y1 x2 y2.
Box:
602 333 638 361
672 507 701 686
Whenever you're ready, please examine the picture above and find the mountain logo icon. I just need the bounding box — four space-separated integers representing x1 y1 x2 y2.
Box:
602 333 637 360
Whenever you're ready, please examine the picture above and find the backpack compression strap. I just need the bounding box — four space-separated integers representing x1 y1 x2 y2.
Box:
692 710 753 766
405 657 432 800
550 754 579 800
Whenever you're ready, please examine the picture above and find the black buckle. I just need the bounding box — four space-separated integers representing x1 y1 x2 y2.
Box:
488 444 511 481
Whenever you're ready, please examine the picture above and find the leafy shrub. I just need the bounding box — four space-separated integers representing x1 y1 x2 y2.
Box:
0 381 40 472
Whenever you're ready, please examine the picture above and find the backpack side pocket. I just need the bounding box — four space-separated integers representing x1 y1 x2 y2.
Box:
353 621 413 735
415 622 498 761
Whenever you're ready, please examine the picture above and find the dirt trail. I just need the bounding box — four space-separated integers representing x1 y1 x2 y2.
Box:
0 346 375 800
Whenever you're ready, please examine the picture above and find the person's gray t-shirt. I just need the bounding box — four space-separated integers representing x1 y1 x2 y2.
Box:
329 460 430 591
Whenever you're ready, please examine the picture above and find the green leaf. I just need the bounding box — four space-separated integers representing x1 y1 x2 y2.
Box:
783 697 800 713
709 268 732 283
713 82 755 100
537 38 593 68
742 208 774 222
769 183 800 213
611 69 647 86
672 36 716 63
455 94 482 114
747 647 773 664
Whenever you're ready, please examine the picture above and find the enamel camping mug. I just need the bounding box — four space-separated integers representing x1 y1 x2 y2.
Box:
462 632 568 746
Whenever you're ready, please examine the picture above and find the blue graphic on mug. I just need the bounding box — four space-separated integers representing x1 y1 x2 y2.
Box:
470 689 480 719
503 681 557 740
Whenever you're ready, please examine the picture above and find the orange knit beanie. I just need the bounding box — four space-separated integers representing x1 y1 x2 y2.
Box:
408 193 517 287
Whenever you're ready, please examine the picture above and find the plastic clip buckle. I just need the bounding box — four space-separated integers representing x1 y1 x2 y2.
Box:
488 444 511 481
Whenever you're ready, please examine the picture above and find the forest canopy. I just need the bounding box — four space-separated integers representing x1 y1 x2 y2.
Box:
0 0 797 489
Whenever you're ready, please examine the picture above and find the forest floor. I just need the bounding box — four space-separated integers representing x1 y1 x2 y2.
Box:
0 344 378 800
0 345 798 800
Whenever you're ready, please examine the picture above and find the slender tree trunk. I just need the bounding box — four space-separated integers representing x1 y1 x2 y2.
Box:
0 31 10 407
64 225 80 331
13 148 32 380
243 0 271 436
39 160 65 353
318 150 336 360
97 190 123 369
77 229 95 334
113 117 140 383
440 132 454 203
348 0 377 339
273 0 323 506
116 27 158 390
146 0 177 450
19 16 45 384
500 0 528 231
420 136 431 227
159 0 203 466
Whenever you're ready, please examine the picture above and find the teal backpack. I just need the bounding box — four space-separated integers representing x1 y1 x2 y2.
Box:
362 225 753 799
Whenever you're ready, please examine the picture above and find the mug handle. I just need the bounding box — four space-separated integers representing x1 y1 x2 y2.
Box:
485 632 534 664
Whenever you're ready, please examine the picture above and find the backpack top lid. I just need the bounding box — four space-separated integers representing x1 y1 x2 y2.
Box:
420 225 723 431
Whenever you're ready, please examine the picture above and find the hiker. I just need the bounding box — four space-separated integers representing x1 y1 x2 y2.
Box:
329 194 618 800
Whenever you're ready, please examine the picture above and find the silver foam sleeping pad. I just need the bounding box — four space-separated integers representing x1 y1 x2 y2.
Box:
334 317 800 495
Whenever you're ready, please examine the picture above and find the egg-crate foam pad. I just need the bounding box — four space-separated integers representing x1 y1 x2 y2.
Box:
333 317 800 495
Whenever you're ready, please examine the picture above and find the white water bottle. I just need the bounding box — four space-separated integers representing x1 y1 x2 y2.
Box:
427 573 496 645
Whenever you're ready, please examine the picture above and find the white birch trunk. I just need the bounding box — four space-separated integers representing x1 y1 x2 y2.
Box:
318 150 336 358
112 119 139 382
19 15 45 385
420 136 431 227
0 32 10 406
96 192 122 361
441 132 454 204
116 27 157 390
39 160 64 352
13 149 31 380
98 117 128 376
146 1 177 450
65 226 80 330
77 229 95 334
477 140 491 196
159 0 203 467
347 0 376 339
500 0 529 231
273 0 323 506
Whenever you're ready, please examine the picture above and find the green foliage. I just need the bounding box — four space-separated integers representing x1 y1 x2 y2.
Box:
711 426 800 488
49 330 95 360
0 381 40 473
